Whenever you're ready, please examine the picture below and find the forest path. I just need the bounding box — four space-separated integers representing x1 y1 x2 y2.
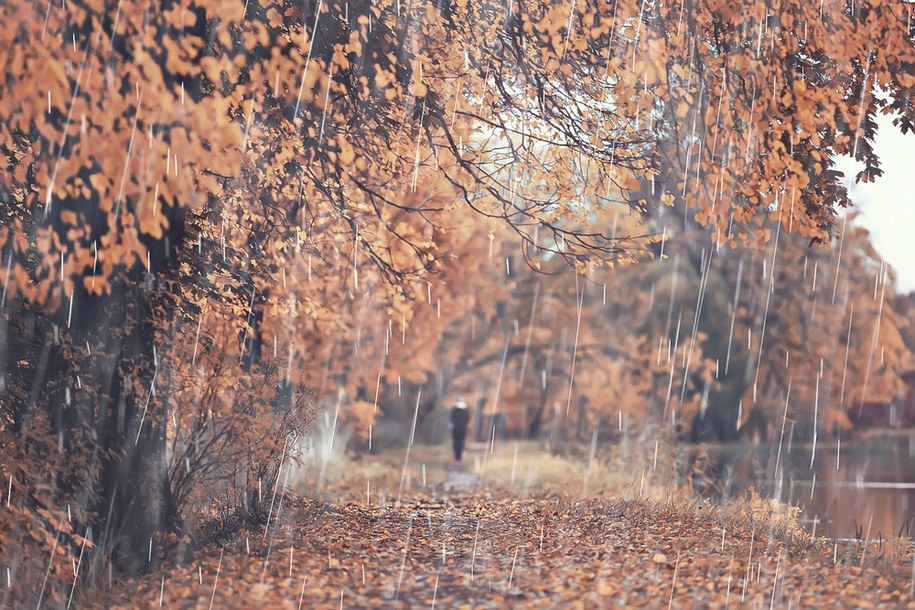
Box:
104 488 913 609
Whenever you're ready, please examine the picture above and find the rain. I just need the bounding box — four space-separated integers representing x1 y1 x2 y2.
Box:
3 0 915 607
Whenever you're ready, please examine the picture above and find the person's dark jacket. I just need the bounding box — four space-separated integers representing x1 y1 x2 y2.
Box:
450 406 470 433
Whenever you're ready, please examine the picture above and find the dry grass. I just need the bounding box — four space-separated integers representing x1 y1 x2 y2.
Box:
291 436 689 505
289 437 824 559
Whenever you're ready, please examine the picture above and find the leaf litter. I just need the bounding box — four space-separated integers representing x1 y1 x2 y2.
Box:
97 482 915 608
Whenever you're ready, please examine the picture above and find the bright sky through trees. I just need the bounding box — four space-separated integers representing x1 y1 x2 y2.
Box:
837 114 915 293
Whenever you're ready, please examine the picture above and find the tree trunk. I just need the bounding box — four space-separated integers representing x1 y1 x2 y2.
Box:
85 277 174 572
527 388 549 439
3 203 188 575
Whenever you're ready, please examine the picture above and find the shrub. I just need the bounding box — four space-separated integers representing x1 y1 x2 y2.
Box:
161 344 318 546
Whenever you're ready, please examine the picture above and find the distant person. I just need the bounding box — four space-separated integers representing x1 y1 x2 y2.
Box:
450 396 470 461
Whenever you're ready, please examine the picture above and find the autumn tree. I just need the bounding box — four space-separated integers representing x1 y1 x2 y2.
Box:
1 0 661 586
644 203 913 442
402 208 714 444
628 0 915 244
748 219 914 437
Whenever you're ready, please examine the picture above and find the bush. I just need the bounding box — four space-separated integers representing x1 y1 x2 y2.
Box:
161 348 318 546
0 303 317 606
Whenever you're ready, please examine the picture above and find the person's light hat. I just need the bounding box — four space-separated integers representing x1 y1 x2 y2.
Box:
456 396 468 408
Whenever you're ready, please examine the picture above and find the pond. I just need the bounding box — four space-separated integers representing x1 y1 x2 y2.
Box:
700 433 915 547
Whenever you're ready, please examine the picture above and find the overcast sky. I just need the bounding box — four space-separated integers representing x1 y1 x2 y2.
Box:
834 114 915 295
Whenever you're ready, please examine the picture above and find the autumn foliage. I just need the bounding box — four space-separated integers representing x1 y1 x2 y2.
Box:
2 0 915 604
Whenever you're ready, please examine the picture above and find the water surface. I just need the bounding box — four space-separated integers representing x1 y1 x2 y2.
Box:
701 434 915 545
